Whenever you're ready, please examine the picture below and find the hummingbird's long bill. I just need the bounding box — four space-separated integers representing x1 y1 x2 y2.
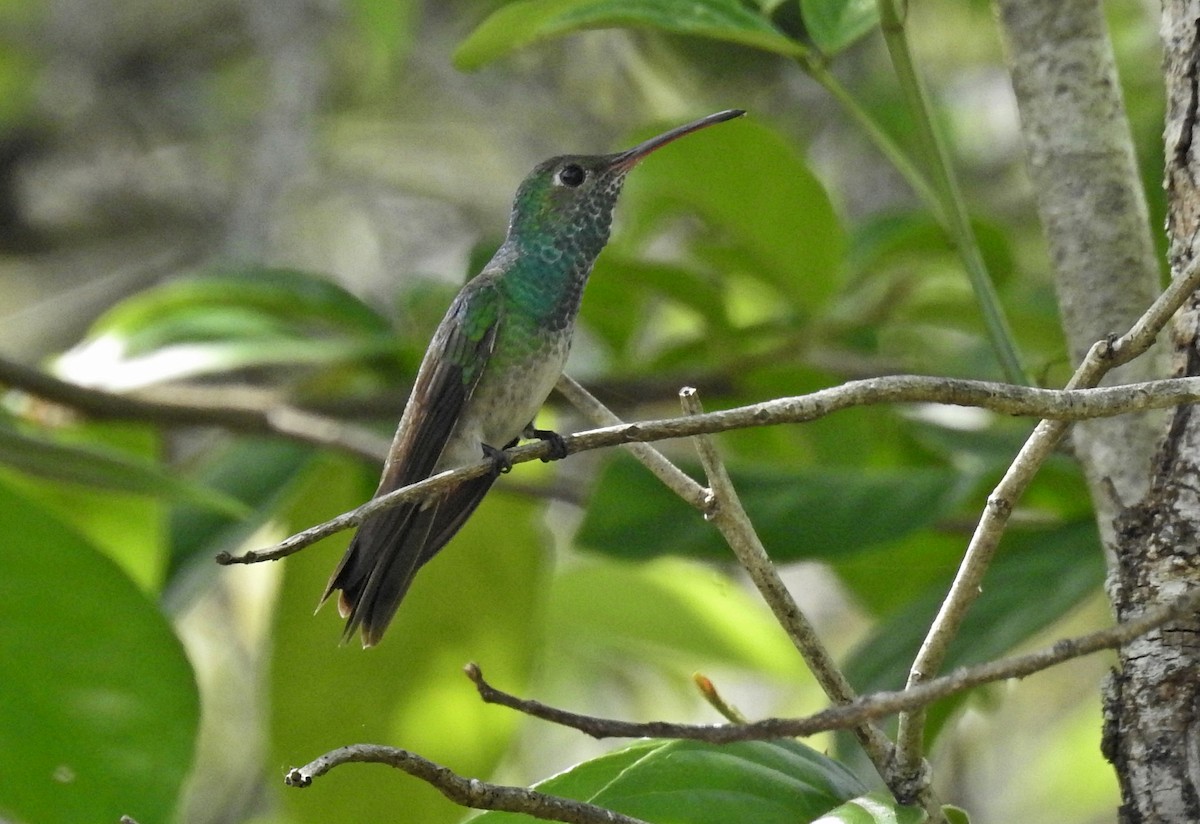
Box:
610 109 746 171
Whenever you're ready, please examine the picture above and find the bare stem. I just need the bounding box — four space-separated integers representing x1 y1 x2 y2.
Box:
284 743 650 824
462 582 1200 742
555 374 706 508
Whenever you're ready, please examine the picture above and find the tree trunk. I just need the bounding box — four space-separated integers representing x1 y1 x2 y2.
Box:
996 0 1200 819
994 0 1165 536
1101 2 1200 821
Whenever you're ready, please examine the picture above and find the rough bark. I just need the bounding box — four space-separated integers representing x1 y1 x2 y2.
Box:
997 1 1200 820
1100 2 1200 821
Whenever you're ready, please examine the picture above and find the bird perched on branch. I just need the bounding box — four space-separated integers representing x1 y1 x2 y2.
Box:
322 109 746 647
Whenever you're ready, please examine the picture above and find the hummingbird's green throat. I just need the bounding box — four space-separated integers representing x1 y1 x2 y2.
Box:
322 109 745 647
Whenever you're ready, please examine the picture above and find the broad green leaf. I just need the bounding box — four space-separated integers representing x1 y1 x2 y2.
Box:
546 557 803 676
474 738 866 823
842 520 1105 741
620 118 845 310
834 528 965 618
577 455 967 563
813 792 928 823
87 268 390 343
55 268 396 389
909 420 1095 522
845 212 1014 288
799 0 878 55
455 0 805 71
0 421 167 592
269 456 550 824
0 480 199 824
0 418 249 518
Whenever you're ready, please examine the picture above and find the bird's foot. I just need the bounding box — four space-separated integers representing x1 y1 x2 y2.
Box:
481 442 513 476
523 425 568 462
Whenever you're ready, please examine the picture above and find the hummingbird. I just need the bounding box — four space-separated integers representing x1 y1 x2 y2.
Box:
322 108 745 647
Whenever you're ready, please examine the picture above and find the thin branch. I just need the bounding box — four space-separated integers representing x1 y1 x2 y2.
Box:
895 255 1200 774
284 743 650 824
462 583 1200 743
0 356 390 462
222 372 1200 565
677 387 898 773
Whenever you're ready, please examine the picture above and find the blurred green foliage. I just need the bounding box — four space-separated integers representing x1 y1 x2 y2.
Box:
0 0 1164 821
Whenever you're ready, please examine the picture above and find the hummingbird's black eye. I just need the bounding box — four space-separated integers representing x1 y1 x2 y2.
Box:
556 163 586 187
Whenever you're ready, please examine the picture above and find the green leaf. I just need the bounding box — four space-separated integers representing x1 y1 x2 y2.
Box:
943 806 972 824
546 557 804 676
347 0 419 95
842 519 1105 740
166 436 318 583
577 455 967 563
0 480 199 824
56 268 396 389
583 257 730 357
89 268 390 343
845 212 1014 288
0 422 168 592
474 738 866 823
813 792 928 823
455 0 805 71
799 0 879 55
0 419 250 518
621 118 845 311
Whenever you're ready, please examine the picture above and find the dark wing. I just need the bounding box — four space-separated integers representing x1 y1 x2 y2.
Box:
321 279 503 646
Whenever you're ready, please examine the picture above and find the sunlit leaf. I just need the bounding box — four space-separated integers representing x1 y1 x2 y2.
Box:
88 268 390 343
474 738 866 823
546 557 803 676
455 0 805 71
0 480 198 824
621 118 845 311
55 268 396 390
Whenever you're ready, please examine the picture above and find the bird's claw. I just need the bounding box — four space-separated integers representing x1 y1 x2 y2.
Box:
523 426 568 462
481 442 513 476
